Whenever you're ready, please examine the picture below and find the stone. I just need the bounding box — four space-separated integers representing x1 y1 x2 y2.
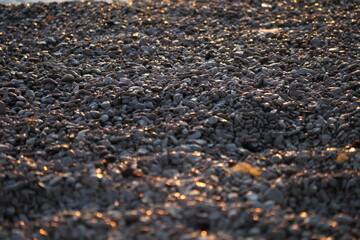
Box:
263 188 285 205
61 73 76 83
246 191 259 202
0 144 10 152
0 101 6 114
310 38 321 47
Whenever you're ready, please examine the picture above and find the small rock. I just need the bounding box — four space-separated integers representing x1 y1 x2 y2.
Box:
320 134 332 145
291 68 316 75
103 77 114 84
296 151 311 162
89 110 100 119
329 87 343 97
187 131 201 140
100 115 109 123
101 101 111 109
137 147 148 155
310 38 321 47
135 103 146 110
269 228 287 240
0 101 6 114
334 214 354 225
76 129 89 140
124 210 140 223
271 154 283 164
149 164 161 174
246 191 259 202
61 73 76 83
61 157 73 167
263 188 285 205
163 169 179 178
91 69 102 74
0 144 10 152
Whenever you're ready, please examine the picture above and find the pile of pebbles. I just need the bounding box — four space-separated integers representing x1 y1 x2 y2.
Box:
0 0 359 239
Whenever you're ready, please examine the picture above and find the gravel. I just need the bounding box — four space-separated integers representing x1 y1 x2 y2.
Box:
0 0 359 239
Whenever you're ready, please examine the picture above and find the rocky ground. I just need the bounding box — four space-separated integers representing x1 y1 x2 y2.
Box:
0 0 359 239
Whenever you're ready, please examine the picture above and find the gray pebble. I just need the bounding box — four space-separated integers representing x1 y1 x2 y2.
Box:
263 188 285 205
320 134 332 145
0 101 5 114
89 110 100 119
53 160 63 172
101 101 111 109
310 38 321 47
246 191 259 202
163 169 179 178
61 73 76 83
100 115 109 123
271 154 283 164
187 132 201 140
0 144 10 152
334 214 354 225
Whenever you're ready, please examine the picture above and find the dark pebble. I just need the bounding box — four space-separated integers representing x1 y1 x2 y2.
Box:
263 188 285 205
0 101 6 114
61 73 76 83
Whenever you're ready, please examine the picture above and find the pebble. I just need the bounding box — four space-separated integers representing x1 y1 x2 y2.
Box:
61 73 76 83
263 188 285 205
101 101 111 109
0 144 10 152
320 134 332 145
89 110 100 119
0 101 6 114
334 214 354 225
310 38 321 47
100 115 109 123
268 229 287 240
187 132 201 140
246 191 259 202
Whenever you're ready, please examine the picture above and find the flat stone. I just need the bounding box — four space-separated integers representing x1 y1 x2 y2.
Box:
320 134 332 145
187 131 201 140
310 38 321 47
61 73 76 82
263 188 285 205
0 101 6 114
0 144 10 152
269 228 287 240
89 110 100 119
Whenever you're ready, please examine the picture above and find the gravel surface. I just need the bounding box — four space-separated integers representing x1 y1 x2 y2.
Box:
0 0 359 239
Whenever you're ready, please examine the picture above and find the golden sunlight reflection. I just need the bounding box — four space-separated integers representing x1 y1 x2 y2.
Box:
196 181 207 188
349 147 356 152
96 168 104 179
326 147 337 151
330 220 338 228
257 28 281 34
300 212 308 218
39 229 48 236
254 208 262 214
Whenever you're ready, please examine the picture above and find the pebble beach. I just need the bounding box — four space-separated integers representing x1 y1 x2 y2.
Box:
0 0 359 239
